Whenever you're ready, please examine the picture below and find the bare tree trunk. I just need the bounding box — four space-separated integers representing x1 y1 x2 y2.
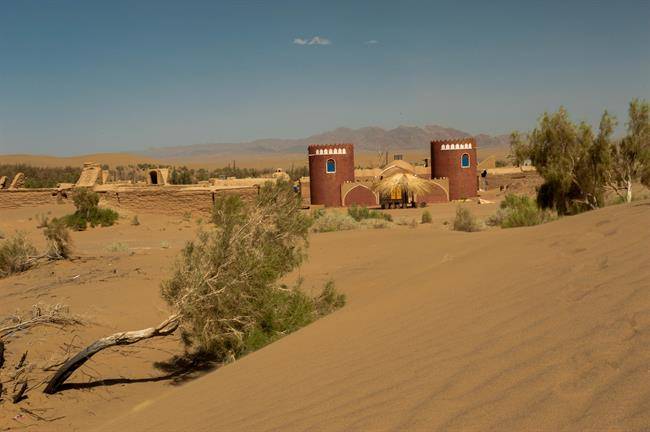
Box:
43 314 179 394
626 177 633 203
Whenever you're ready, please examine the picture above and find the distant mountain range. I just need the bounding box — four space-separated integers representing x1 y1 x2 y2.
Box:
142 124 510 158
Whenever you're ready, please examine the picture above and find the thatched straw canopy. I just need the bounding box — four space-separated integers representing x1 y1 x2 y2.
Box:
379 160 417 178
374 173 433 196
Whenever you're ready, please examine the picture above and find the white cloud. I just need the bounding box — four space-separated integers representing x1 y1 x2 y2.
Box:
293 36 331 46
364 40 379 45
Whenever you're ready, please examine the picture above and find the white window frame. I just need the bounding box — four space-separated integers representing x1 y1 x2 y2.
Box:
326 158 336 174
461 153 470 168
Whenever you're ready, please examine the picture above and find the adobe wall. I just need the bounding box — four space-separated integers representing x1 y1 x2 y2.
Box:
0 189 63 209
99 186 258 216
341 182 378 207
308 144 355 207
416 179 449 204
431 138 478 200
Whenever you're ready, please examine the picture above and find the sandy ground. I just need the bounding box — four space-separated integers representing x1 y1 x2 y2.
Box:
1 197 649 431
1 147 508 170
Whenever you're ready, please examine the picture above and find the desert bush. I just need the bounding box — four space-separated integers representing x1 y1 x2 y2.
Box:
395 217 418 228
36 213 50 229
161 180 344 361
0 232 37 278
310 207 326 220
487 194 554 228
421 210 432 224
243 280 345 353
106 242 129 253
311 211 359 232
44 218 73 259
160 241 170 249
495 159 508 167
359 218 390 229
347 205 392 222
453 206 482 232
131 215 140 226
61 189 119 230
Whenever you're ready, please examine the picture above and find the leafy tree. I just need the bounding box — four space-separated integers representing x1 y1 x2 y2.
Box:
608 99 650 202
161 180 341 359
511 107 615 215
62 189 119 230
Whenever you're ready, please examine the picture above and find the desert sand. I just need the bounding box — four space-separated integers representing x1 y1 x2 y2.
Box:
1 199 649 431
0 147 509 171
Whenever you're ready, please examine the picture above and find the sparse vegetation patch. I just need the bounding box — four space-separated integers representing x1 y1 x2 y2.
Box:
347 205 392 222
453 207 482 232
487 194 555 228
0 232 37 278
60 189 119 231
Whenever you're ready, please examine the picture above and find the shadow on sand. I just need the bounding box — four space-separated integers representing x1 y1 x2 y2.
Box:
58 352 220 391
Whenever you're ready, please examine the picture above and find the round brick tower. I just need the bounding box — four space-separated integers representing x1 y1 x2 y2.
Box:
430 138 478 200
308 143 355 207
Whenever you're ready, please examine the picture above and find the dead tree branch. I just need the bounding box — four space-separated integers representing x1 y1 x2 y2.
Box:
43 314 179 394
0 304 83 340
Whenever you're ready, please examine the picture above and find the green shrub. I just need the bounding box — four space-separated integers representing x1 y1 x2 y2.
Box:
0 232 37 278
311 212 359 232
453 206 482 232
61 189 119 231
495 159 508 167
161 180 344 361
44 218 72 259
347 205 392 222
488 194 554 228
421 210 432 224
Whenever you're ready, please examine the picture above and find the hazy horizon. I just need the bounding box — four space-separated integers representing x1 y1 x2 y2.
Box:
1 0 649 156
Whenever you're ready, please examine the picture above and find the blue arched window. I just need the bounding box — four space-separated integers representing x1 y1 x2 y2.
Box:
326 159 336 173
461 153 470 168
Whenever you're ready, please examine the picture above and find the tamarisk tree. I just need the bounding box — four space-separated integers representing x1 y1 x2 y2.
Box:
509 98 649 214
608 99 650 202
44 180 345 393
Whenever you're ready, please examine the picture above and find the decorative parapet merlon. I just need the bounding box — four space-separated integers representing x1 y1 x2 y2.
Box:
431 138 476 151
308 143 352 157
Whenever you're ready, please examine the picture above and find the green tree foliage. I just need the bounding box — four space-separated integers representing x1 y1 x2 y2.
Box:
61 189 119 230
161 180 344 360
510 108 616 215
511 99 649 214
487 194 554 228
608 99 650 202
0 164 81 188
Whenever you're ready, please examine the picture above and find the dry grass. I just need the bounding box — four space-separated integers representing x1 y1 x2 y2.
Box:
0 232 37 278
453 206 482 232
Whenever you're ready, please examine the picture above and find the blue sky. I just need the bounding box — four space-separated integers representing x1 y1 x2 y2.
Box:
0 0 649 155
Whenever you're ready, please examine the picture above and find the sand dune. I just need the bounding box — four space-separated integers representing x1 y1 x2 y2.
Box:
91 202 650 431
